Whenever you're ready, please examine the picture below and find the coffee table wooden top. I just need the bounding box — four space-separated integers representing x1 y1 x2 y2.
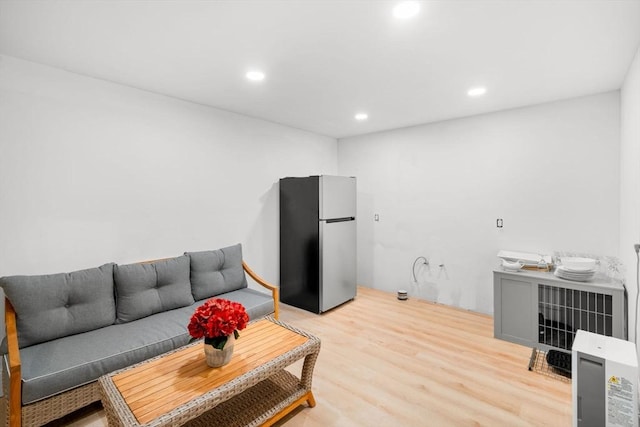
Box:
99 318 319 426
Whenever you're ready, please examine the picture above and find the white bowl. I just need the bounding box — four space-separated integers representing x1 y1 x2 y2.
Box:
502 260 523 271
560 257 596 272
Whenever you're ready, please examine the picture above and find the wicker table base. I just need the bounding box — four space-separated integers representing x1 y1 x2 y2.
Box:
98 318 320 427
185 370 311 427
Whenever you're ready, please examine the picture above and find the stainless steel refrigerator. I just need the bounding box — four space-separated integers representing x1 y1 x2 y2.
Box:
279 175 357 313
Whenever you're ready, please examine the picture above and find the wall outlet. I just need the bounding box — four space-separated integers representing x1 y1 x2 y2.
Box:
496 218 503 228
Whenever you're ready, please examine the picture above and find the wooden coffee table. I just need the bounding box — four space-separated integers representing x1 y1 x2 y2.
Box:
98 318 321 427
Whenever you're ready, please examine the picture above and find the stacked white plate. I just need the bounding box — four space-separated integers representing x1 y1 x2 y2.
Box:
554 257 597 282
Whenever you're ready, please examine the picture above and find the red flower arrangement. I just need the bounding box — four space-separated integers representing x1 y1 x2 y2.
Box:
188 298 249 349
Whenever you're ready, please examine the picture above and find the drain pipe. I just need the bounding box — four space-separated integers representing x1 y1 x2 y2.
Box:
412 256 429 282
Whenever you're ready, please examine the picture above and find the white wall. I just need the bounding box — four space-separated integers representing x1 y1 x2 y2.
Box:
0 54 628 321
339 93 620 314
0 55 337 283
620 45 640 349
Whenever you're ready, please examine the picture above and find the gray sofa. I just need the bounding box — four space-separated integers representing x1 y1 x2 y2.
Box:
0 243 279 427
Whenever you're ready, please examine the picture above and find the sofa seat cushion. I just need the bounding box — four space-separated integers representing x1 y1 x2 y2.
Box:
18 288 274 404
0 264 116 348
19 305 195 404
114 255 194 323
186 244 248 300
216 288 275 321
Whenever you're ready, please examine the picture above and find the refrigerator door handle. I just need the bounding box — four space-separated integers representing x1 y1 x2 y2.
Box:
325 217 355 223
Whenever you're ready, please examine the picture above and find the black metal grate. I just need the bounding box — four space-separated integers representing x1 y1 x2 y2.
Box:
538 284 613 351
528 348 571 383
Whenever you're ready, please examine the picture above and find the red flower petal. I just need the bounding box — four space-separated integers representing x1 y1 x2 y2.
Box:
188 298 249 339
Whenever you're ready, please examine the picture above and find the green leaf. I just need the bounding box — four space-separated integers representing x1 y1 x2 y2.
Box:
214 337 227 350
205 335 228 349
234 330 240 340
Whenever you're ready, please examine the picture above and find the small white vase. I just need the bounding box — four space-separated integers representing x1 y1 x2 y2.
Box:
203 334 235 368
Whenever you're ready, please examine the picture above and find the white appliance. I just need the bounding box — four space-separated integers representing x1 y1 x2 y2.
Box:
572 330 638 427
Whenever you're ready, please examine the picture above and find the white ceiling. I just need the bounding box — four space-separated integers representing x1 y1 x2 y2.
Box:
1 0 639 139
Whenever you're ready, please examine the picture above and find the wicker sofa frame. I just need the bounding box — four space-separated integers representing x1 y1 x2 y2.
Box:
2 261 279 427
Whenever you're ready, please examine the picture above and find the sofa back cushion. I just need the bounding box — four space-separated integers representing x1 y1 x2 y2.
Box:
186 244 248 301
0 263 116 348
114 255 195 323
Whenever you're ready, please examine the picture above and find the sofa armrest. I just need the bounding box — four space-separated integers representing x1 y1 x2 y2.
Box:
242 261 280 320
5 298 22 426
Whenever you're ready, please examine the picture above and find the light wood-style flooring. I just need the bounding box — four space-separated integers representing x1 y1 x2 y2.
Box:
47 286 572 426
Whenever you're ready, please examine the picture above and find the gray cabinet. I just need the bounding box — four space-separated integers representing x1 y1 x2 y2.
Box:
494 274 537 347
493 270 626 352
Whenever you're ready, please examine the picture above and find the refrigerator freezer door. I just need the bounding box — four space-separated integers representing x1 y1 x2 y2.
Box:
320 219 357 312
279 176 321 313
319 176 356 220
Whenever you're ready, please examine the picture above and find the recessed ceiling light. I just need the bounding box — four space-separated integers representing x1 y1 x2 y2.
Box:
467 87 487 97
393 1 420 19
246 70 265 82
355 113 368 121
